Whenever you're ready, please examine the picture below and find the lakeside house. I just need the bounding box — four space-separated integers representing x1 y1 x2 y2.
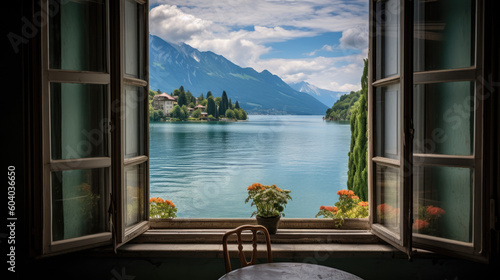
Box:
152 92 176 115
194 104 206 111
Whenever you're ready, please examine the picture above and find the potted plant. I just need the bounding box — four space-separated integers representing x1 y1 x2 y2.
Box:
245 183 292 234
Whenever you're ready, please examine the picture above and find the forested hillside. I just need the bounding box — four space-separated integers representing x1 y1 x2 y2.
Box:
324 90 361 120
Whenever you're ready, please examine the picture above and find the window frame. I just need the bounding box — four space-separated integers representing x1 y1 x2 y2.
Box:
109 0 150 250
410 0 485 260
40 0 112 255
38 0 150 256
368 0 414 255
368 0 489 262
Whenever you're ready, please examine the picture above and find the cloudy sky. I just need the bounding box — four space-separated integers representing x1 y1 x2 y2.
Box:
149 0 368 92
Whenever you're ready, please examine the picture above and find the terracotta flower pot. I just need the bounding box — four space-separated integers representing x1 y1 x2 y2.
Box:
256 215 280 234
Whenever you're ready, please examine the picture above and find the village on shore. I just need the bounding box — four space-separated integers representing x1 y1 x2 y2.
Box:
149 86 248 122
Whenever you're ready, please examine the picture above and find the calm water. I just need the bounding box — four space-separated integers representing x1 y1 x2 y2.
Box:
149 115 351 218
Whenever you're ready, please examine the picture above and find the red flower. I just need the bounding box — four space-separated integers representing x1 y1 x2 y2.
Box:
413 219 429 230
377 203 393 213
426 206 445 216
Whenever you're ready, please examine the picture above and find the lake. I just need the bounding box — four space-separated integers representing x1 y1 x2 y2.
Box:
149 115 351 218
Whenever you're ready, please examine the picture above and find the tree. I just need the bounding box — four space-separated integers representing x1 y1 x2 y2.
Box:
198 93 204 102
347 58 368 201
235 101 240 109
225 108 235 119
192 109 201 119
177 91 187 107
221 90 229 115
171 105 188 120
207 96 216 117
206 91 212 99
181 105 189 120
235 108 247 120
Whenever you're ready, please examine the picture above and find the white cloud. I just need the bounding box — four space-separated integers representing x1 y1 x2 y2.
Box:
339 26 368 49
253 53 366 92
149 5 214 43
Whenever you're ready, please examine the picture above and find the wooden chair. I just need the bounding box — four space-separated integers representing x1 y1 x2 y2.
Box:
222 225 273 273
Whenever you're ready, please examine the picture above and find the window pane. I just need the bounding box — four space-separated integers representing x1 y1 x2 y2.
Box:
124 0 144 78
375 0 400 79
375 164 400 234
50 83 108 160
49 0 106 71
52 168 109 241
413 82 474 156
413 166 472 243
125 164 145 227
124 86 144 158
414 0 474 71
375 84 400 160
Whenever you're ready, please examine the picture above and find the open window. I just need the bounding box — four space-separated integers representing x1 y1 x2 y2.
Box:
39 0 149 255
369 0 489 261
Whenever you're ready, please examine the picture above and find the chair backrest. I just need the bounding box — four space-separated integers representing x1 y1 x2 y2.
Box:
222 225 273 273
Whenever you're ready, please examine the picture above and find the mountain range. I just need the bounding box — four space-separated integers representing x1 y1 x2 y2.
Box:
149 34 329 115
288 81 344 107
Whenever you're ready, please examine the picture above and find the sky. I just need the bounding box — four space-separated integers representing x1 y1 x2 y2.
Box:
149 0 368 93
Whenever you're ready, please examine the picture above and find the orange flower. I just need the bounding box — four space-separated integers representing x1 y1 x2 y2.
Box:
337 189 356 198
413 219 429 230
150 197 163 204
358 201 369 207
247 183 265 191
166 200 175 207
377 203 393 213
426 206 445 216
320 206 337 213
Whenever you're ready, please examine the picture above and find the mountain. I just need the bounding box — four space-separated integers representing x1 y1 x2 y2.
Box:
149 34 328 115
288 81 344 107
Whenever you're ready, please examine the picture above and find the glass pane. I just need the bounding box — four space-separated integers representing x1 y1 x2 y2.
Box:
413 82 474 155
375 0 400 79
375 84 400 160
124 0 144 78
125 164 145 227
375 164 400 234
413 166 472 243
49 0 106 71
124 86 144 158
52 168 109 241
50 83 108 160
414 0 474 71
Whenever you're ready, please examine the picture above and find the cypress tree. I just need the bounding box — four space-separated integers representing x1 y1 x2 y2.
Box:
347 59 369 201
222 91 229 115
207 97 216 117
177 91 187 107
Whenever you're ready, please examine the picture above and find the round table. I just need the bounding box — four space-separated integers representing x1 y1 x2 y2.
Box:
218 262 363 280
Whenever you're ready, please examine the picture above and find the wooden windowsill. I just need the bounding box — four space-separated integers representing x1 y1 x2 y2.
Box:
80 218 433 260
